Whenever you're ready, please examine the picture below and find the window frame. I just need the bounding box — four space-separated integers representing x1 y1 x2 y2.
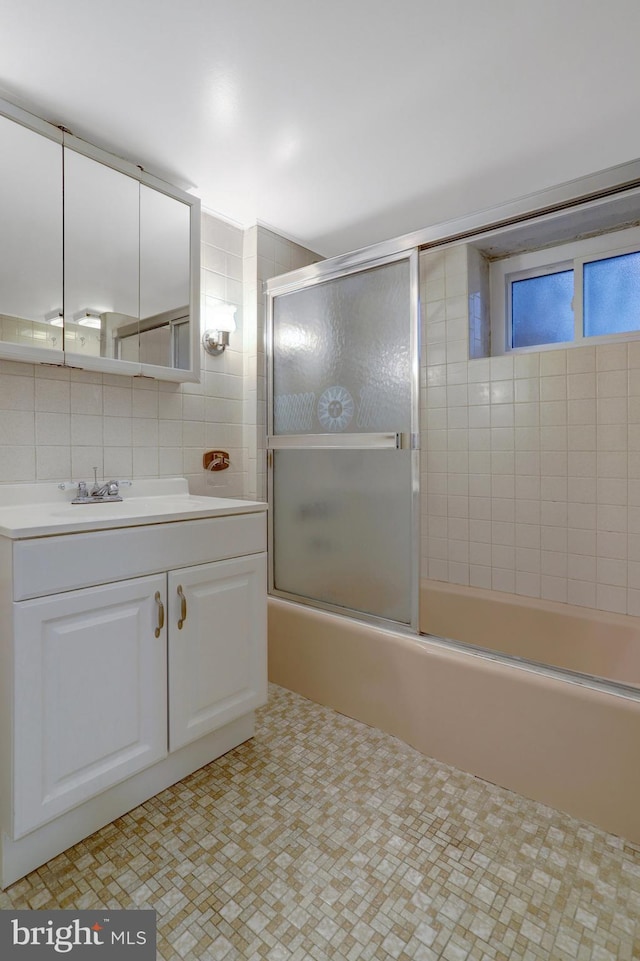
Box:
489 224 640 354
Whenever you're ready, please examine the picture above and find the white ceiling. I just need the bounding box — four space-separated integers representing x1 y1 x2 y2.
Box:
2 0 640 258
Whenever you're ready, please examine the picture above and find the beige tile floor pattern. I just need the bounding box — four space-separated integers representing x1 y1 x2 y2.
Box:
1 683 639 961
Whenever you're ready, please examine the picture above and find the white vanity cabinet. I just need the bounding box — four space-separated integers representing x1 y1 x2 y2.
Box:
168 557 267 751
13 575 169 839
0 482 267 888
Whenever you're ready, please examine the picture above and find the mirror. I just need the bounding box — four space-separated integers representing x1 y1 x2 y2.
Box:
0 112 64 362
63 147 140 370
0 99 200 381
137 183 192 372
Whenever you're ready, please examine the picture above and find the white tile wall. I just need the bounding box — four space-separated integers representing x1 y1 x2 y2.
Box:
421 245 640 616
0 211 248 498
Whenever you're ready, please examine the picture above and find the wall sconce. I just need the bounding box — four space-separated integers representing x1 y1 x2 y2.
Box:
44 308 64 328
73 309 102 329
202 302 237 355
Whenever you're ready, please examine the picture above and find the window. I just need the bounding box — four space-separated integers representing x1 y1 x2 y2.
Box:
583 250 640 337
490 226 640 353
511 267 574 348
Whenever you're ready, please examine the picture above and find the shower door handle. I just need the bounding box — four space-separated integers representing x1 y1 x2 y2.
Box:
396 432 418 450
267 432 416 450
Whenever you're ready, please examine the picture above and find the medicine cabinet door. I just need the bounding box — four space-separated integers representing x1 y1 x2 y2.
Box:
0 112 64 363
136 183 193 376
63 146 141 372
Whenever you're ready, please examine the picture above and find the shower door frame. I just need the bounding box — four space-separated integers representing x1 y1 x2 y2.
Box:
265 247 421 632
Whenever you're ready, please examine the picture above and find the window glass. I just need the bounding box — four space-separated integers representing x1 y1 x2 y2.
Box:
511 270 574 348
583 250 640 337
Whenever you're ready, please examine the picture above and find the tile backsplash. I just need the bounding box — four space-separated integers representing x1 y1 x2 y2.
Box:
421 245 640 616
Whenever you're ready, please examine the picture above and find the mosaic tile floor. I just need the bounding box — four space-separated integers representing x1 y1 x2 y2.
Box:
1 684 639 960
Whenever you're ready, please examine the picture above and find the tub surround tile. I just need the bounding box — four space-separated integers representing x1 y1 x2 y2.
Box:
568 552 596 582
540 349 566 376
540 375 567 402
627 586 640 614
597 583 627 613
515 570 540 596
598 370 628 398
470 564 492 588
568 578 597 607
567 345 596 373
541 574 568 602
597 342 628 370
421 244 640 617
492 567 515 592
490 380 513 405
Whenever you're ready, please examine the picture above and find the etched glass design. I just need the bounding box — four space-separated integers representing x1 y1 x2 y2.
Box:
272 261 411 434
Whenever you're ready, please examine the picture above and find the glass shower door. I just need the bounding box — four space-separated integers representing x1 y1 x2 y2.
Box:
267 251 419 628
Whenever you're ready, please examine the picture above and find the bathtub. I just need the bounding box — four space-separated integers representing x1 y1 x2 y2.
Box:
268 584 640 844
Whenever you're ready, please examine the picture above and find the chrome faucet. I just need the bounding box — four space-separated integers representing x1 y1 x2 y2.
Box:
60 470 132 504
87 467 121 501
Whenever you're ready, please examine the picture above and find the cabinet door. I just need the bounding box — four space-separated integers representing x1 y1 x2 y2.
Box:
63 146 141 370
168 555 267 751
138 184 193 375
13 575 168 838
0 112 64 363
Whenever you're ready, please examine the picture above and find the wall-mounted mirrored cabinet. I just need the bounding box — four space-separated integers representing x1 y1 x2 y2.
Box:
0 99 200 382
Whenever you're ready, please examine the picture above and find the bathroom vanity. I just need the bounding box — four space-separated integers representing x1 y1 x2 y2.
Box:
0 479 267 888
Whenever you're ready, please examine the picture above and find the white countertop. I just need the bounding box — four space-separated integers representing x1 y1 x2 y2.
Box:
0 478 267 539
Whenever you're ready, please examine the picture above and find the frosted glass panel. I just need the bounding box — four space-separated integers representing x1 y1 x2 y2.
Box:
511 270 574 347
273 261 411 434
273 449 412 623
584 251 640 336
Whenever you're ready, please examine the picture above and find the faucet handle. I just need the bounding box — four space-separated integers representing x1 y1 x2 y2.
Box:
65 480 92 504
58 480 88 494
105 479 132 497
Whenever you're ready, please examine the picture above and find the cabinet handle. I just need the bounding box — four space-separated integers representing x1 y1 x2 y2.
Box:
177 585 187 629
154 591 165 638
